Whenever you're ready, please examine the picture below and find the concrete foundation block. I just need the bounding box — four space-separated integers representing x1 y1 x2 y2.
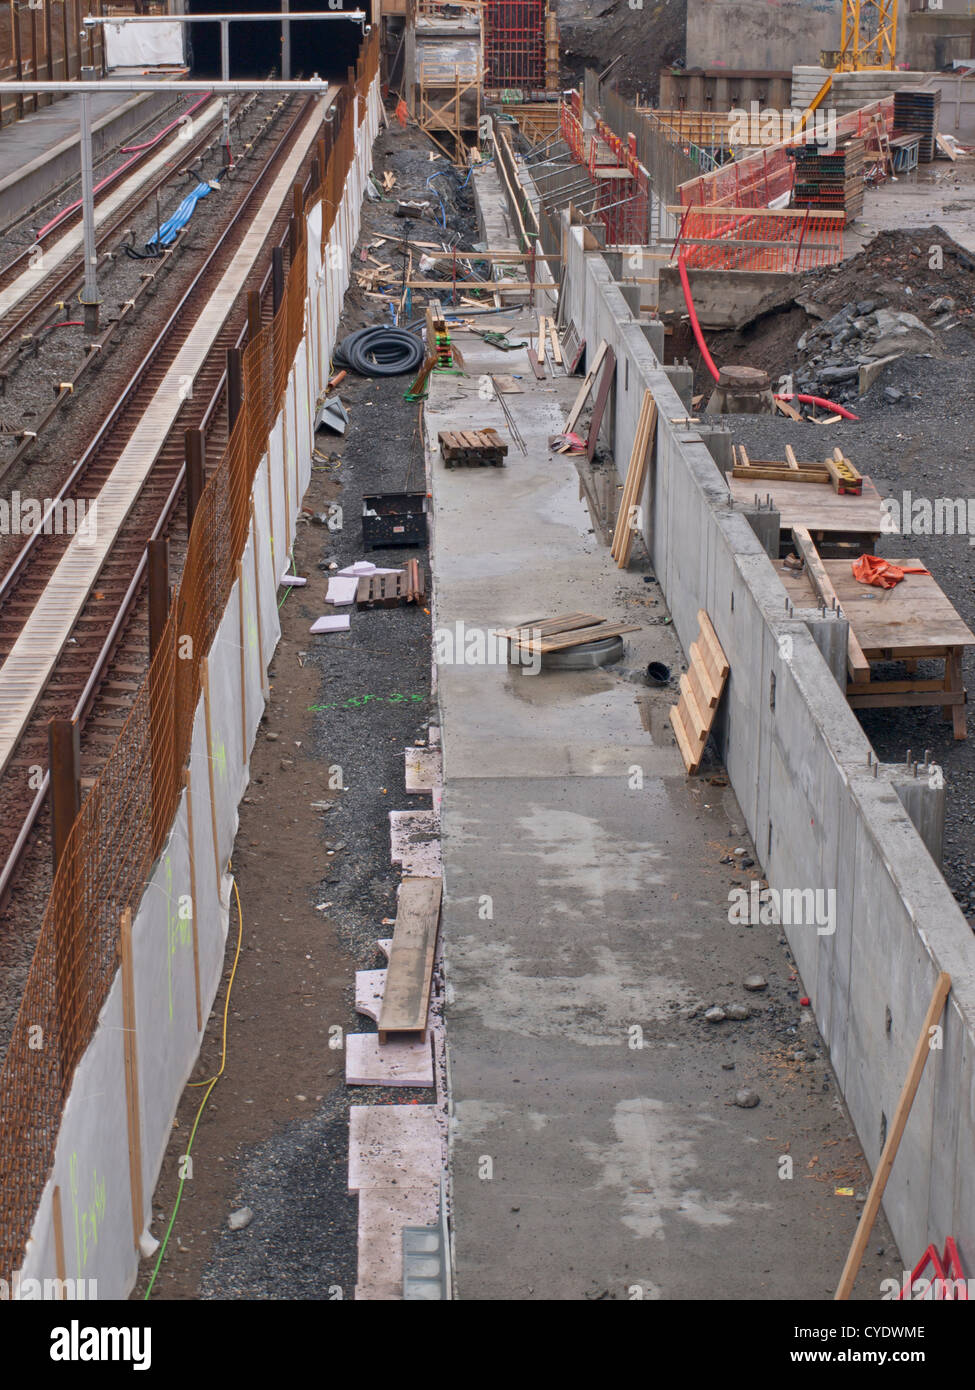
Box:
663 361 694 410
796 609 850 687
740 502 781 559
639 319 665 360
882 760 946 866
617 283 641 317
697 425 733 475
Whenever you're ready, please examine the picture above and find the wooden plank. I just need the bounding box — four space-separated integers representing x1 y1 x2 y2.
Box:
378 877 443 1040
732 465 832 484
792 525 871 683
513 621 641 654
564 339 609 434
697 609 731 680
689 639 722 706
835 972 951 1300
612 389 657 567
669 704 701 774
730 474 883 534
784 444 800 469
537 316 547 364
548 318 563 366
678 671 709 743
498 613 603 639
586 346 616 463
775 397 803 422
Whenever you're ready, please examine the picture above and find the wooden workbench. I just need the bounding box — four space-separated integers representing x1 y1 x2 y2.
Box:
776 555 975 738
729 473 884 554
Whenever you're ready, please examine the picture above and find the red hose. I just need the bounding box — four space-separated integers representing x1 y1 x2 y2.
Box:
51 321 83 329
677 254 859 421
677 255 719 382
120 94 211 152
35 94 213 242
777 392 859 422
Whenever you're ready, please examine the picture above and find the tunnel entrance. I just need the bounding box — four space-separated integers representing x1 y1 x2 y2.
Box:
185 0 367 80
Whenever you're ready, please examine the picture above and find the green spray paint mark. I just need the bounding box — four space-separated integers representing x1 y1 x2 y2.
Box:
308 692 426 713
69 1152 106 1280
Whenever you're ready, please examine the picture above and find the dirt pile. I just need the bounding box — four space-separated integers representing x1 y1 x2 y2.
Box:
698 226 975 401
558 0 687 102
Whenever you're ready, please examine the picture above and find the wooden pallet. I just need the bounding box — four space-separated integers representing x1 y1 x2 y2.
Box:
438 428 508 467
731 443 862 495
378 876 443 1043
355 561 425 609
669 609 730 775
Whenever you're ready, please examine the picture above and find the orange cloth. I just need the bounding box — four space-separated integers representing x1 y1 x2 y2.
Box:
851 555 929 589
395 99 409 129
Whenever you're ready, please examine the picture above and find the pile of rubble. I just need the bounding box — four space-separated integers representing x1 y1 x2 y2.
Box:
788 226 974 404
791 298 958 404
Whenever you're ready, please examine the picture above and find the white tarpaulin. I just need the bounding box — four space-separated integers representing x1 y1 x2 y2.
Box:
104 21 185 69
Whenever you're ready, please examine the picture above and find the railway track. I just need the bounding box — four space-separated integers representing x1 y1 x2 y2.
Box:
0 88 326 910
0 95 237 358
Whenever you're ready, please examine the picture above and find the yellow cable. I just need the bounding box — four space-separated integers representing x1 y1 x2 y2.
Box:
144 869 244 1297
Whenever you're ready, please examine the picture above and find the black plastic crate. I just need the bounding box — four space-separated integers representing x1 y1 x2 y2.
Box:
361 492 429 549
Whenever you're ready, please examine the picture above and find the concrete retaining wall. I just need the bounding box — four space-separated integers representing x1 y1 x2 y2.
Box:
0 91 176 231
16 78 382 1299
561 222 975 1272
687 0 842 73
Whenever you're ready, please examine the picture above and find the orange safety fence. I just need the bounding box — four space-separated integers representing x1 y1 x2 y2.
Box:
559 97 651 244
675 206 846 272
0 29 379 1280
678 97 895 211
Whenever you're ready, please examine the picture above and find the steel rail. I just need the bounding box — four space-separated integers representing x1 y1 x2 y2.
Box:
0 92 323 909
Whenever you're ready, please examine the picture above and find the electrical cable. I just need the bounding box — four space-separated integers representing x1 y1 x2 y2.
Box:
36 94 213 241
334 325 424 376
143 871 244 1300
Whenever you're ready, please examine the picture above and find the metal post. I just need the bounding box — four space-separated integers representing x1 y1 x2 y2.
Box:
79 69 100 333
227 347 243 432
49 714 81 1083
49 718 80 876
185 427 204 530
282 0 290 80
272 245 285 313
247 288 262 343
221 18 231 165
147 539 170 660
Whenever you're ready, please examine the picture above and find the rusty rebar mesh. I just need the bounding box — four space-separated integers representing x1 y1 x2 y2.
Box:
0 30 380 1275
483 0 545 89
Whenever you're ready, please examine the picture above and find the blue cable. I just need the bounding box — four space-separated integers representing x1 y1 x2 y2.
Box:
425 172 449 227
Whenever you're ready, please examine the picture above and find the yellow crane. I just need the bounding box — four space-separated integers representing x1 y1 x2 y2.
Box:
801 0 899 124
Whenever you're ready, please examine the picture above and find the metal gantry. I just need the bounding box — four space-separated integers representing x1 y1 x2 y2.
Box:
3 75 334 329
84 13 366 162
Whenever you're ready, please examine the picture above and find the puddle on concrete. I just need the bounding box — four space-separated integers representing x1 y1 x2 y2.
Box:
504 665 616 705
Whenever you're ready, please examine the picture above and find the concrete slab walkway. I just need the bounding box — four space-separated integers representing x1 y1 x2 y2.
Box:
425 306 899 1300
